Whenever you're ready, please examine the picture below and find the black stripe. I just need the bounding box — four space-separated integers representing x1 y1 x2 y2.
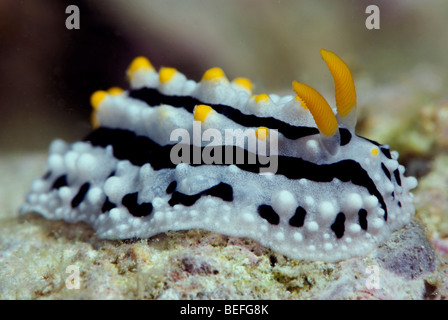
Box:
71 182 90 208
340 129 352 146
122 192 153 217
380 147 392 159
169 191 200 207
393 169 401 186
289 206 307 227
205 182 233 201
331 212 346 238
166 181 177 194
358 135 380 146
381 163 391 180
85 128 388 220
358 208 368 230
85 127 175 169
168 182 233 207
51 175 68 190
258 205 280 225
130 88 352 141
101 196 116 213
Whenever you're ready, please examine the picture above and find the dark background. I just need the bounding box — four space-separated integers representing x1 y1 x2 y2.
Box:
1 0 447 152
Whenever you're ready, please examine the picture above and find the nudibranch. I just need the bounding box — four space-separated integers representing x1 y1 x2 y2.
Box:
21 49 417 262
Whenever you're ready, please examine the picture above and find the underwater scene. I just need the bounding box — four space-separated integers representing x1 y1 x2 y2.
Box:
1 0 448 302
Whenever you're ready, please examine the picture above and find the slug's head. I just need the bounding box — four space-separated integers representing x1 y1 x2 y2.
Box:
293 50 418 227
293 49 357 154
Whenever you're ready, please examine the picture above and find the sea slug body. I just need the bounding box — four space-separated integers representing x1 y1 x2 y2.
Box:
21 49 418 262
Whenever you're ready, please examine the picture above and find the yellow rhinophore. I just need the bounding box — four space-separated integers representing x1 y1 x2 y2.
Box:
295 96 308 110
255 94 270 104
320 49 356 118
292 81 338 137
90 90 108 110
108 87 124 95
194 104 213 123
201 67 227 82
159 67 178 84
255 127 269 140
127 56 155 80
233 77 253 93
